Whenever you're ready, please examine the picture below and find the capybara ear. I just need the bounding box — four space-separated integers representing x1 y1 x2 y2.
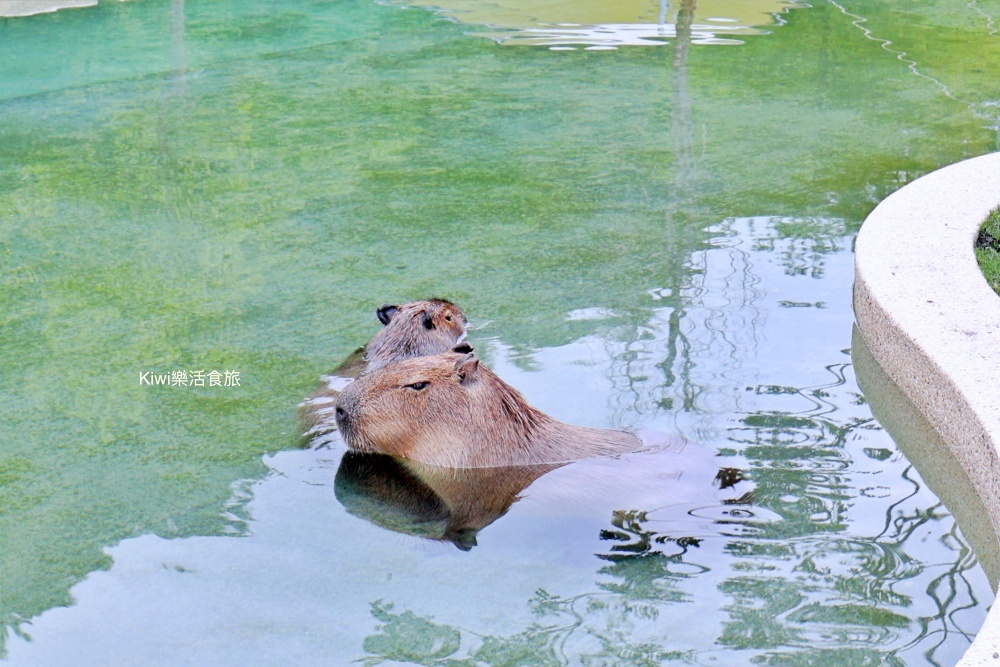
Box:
452 342 474 354
421 308 434 330
376 304 399 325
453 353 479 385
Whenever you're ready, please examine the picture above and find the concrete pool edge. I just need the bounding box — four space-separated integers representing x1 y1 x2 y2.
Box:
853 152 1000 666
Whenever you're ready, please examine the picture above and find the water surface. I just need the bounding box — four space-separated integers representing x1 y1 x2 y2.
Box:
2 0 1000 664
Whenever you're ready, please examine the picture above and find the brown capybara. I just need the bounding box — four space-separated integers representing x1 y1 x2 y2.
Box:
299 299 468 446
364 299 468 370
334 348 643 468
330 299 469 377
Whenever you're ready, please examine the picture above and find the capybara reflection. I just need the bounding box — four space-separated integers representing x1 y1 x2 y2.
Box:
300 299 468 446
334 451 562 550
335 349 642 468
334 443 758 552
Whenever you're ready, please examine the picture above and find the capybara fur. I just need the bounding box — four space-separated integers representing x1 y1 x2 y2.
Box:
335 349 642 468
300 299 468 446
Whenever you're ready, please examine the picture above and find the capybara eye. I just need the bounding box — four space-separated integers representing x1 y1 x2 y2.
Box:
445 315 452 322
405 381 430 391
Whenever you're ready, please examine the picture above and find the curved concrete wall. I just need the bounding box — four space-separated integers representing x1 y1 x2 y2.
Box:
854 152 1000 666
0 1 98 17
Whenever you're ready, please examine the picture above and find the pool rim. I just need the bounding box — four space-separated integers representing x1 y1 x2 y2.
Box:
854 151 1000 666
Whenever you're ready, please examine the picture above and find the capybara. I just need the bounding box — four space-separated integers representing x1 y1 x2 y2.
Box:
300 299 468 446
334 348 643 468
330 299 469 377
364 299 468 371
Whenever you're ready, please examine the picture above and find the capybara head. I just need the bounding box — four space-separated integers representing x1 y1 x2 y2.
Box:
364 299 468 370
335 348 503 463
335 347 639 468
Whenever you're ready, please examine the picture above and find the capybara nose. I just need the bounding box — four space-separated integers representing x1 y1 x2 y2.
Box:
334 388 361 438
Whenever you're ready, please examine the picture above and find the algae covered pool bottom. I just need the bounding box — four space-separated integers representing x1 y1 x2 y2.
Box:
3 0 1000 664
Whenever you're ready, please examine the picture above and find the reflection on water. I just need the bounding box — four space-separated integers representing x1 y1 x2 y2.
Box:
578 216 849 439
4 217 991 666
334 439 755 551
852 325 1000 588
396 0 804 47
335 452 566 549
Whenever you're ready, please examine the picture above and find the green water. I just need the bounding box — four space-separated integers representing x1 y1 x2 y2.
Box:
2 0 999 664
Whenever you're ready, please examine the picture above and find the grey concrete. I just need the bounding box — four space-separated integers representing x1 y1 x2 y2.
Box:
854 152 1000 665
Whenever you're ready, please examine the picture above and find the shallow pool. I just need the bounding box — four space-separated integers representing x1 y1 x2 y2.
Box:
2 0 1000 664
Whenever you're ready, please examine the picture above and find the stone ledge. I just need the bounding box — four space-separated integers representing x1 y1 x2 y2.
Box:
854 152 1000 666
0 1 98 18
